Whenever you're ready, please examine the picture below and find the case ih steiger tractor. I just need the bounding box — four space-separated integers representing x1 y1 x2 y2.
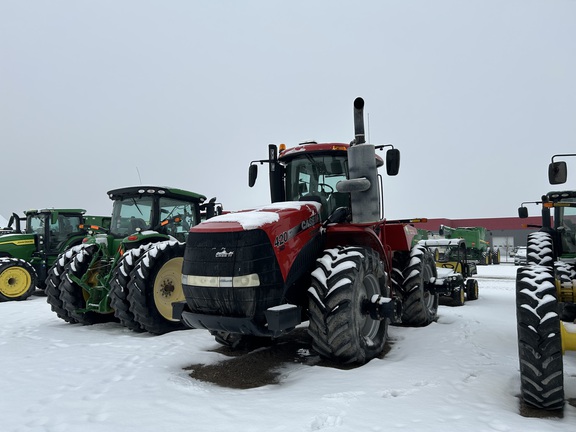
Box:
516 153 576 410
46 186 221 334
0 209 109 302
175 97 439 364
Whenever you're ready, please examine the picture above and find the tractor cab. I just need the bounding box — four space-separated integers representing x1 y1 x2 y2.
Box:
107 187 208 243
249 141 398 222
544 191 576 259
25 209 86 254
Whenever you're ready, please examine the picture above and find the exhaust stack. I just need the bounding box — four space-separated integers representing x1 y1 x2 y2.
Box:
353 97 366 145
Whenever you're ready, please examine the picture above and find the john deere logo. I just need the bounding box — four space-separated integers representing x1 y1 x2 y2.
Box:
215 248 234 258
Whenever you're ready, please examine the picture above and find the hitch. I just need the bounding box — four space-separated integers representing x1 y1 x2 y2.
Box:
363 295 402 323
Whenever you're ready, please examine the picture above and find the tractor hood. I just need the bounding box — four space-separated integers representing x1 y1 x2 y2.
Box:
188 201 323 282
0 233 36 247
191 201 321 235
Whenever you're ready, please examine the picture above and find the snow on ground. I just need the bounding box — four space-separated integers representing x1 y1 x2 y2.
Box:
2 263 576 432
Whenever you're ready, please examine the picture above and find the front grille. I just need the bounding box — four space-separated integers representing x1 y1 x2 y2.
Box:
182 230 283 320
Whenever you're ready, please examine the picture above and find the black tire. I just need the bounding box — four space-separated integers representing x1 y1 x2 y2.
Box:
127 241 187 335
59 244 114 325
45 246 83 323
401 245 438 326
492 248 501 265
109 244 155 332
390 251 408 301
466 278 479 301
0 258 37 301
451 285 465 306
307 246 388 364
555 261 576 321
527 232 554 266
516 265 564 410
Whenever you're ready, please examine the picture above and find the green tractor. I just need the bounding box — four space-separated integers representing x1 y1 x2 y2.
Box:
438 225 500 265
46 186 221 334
516 153 576 411
0 209 110 302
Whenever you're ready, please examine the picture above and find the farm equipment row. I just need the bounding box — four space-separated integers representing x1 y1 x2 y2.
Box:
3 97 479 367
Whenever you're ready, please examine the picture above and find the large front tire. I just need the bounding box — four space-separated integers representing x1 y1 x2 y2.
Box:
527 232 554 266
401 245 438 326
0 258 37 302
307 246 388 364
516 265 564 410
127 241 187 335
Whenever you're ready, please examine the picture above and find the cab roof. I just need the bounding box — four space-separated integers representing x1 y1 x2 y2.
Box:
107 186 206 203
278 141 384 167
24 208 86 216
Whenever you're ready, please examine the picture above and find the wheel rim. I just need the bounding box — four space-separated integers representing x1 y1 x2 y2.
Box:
359 273 381 340
153 257 184 321
459 288 465 304
0 266 32 298
474 281 478 298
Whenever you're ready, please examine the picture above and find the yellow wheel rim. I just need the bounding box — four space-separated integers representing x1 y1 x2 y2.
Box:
153 257 184 321
0 265 32 298
460 288 465 305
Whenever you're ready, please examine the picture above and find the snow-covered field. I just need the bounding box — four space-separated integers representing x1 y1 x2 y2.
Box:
1 263 575 432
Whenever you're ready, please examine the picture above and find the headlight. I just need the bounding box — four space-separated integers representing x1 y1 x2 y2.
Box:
182 273 260 287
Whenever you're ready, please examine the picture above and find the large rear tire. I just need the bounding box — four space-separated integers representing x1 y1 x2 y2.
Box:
45 247 82 323
0 258 37 302
127 241 187 335
308 246 388 364
59 244 113 325
109 244 155 332
401 245 438 326
516 265 564 410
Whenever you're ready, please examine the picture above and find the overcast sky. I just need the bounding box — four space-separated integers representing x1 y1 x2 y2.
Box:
1 0 575 222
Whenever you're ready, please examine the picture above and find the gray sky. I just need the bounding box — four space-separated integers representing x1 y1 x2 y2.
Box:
1 0 575 221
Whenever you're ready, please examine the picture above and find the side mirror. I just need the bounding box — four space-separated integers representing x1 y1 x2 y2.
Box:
248 164 258 187
549 161 567 185
518 206 528 218
386 148 400 176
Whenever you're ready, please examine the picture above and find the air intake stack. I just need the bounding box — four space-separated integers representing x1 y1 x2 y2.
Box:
336 97 380 223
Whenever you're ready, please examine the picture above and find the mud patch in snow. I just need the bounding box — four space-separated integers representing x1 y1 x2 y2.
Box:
185 328 392 389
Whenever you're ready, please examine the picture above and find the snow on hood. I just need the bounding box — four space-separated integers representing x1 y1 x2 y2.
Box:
207 201 321 230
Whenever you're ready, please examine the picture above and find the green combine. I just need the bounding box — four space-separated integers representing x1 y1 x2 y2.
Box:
438 225 500 265
0 209 110 301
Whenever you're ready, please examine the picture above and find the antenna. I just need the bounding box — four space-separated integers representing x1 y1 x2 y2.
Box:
136 167 142 184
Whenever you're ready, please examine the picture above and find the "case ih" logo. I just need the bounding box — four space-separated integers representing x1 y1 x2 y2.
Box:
215 248 234 258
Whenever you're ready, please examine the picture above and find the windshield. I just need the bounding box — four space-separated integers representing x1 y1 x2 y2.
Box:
158 197 198 241
557 199 576 255
285 154 349 220
26 214 46 235
110 197 154 236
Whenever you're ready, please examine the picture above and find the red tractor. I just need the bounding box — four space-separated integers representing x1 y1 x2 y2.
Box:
175 97 438 364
